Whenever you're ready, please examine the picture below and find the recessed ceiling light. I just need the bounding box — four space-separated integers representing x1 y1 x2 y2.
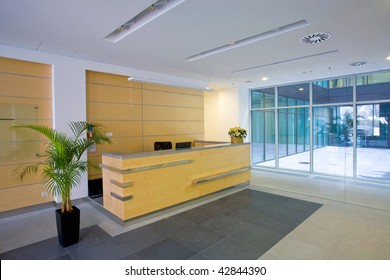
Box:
186 19 309 62
300 32 331 44
234 50 338 73
262 77 268 81
350 61 367 67
387 56 390 60
299 88 304 91
105 0 187 43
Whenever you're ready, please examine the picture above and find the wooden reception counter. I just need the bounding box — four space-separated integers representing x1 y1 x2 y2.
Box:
101 143 250 221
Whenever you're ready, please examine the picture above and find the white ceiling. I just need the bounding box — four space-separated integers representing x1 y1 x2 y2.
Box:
1 0 390 90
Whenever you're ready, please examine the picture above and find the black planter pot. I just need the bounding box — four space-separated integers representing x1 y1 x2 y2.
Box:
55 206 80 247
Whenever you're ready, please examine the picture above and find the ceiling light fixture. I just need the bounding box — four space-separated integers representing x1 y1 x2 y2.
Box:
262 77 268 81
205 77 215 92
128 76 207 91
186 19 310 62
386 56 390 61
300 32 331 45
105 0 187 43
350 61 367 67
205 87 215 92
234 49 339 73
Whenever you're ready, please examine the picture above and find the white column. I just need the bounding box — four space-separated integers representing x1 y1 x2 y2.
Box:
52 63 88 201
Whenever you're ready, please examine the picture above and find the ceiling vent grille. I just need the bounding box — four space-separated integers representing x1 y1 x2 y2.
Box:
300 32 331 44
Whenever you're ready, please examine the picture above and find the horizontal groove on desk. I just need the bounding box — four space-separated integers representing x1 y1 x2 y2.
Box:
102 159 193 174
193 167 250 184
110 192 133 201
109 179 133 188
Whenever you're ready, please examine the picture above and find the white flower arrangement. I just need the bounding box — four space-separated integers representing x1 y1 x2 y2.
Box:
228 126 247 138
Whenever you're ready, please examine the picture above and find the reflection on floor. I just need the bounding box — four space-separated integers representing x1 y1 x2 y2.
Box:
0 189 321 260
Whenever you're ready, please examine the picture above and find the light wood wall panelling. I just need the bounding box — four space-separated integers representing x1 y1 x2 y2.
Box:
0 73 52 99
87 103 143 121
0 57 51 78
0 98 52 120
86 71 144 180
143 121 204 136
143 89 203 108
142 83 205 150
143 83 203 96
143 106 204 121
0 184 53 212
0 57 52 213
0 163 43 189
86 83 142 105
86 71 141 88
87 138 143 180
86 70 205 180
91 120 142 138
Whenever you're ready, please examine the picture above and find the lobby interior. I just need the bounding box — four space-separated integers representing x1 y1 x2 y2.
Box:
1 0 390 260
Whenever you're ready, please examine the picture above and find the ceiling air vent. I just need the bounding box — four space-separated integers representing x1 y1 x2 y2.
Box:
300 32 331 45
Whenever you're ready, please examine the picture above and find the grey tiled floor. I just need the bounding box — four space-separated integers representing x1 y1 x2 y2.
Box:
0 189 322 260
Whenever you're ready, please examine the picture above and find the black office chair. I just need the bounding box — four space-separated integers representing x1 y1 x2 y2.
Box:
154 141 172 151
175 141 192 149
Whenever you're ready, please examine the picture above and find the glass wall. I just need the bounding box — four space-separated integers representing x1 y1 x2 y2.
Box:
251 70 390 183
355 72 390 180
251 88 276 165
277 83 310 171
312 105 354 177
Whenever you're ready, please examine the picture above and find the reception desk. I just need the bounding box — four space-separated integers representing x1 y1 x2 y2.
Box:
101 143 250 221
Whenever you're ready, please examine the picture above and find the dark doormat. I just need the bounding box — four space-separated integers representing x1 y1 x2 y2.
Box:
0 189 322 260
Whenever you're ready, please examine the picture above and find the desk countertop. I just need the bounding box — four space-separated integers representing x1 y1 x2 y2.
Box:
103 142 250 159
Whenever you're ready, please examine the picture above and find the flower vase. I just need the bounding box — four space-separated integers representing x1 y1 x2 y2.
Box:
231 137 243 144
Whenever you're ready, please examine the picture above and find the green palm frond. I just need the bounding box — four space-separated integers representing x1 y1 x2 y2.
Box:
13 121 112 213
13 162 44 182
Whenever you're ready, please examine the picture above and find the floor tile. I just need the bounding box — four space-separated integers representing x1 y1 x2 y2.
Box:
252 212 301 235
188 253 210 260
234 189 268 201
0 237 66 260
68 238 130 260
172 225 226 252
200 214 248 236
177 206 218 223
121 253 142 260
199 199 239 215
285 199 323 212
114 224 165 253
135 238 196 260
223 204 266 223
201 237 261 260
51 253 73 260
272 204 319 224
240 199 280 213
149 216 195 237
66 225 111 252
230 223 284 250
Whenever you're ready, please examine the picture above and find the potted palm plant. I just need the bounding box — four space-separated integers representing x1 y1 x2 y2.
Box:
14 121 112 247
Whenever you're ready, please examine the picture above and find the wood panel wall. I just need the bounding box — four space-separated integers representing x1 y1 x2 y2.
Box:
0 57 53 212
86 71 204 180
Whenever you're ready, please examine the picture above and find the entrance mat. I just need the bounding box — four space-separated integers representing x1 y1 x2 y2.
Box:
0 189 322 260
